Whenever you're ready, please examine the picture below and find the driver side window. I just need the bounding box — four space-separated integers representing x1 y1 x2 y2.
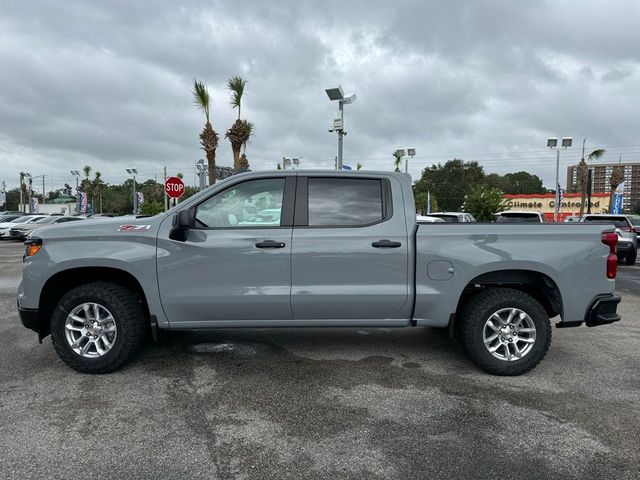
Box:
195 178 285 228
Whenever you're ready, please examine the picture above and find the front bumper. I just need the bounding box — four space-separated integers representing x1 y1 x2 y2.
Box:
17 303 48 343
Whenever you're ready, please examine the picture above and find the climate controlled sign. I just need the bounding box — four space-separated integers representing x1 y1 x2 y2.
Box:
165 176 185 199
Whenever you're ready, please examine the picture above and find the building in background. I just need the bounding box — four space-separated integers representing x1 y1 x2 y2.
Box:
502 193 610 222
566 162 640 213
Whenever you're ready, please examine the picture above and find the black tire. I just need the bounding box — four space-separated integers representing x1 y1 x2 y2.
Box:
625 248 636 266
50 282 146 373
459 288 551 376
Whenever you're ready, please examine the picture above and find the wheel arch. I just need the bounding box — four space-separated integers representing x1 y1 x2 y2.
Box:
451 269 563 335
38 267 151 340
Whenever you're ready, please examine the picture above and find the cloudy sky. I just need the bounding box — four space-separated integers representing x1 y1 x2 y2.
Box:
1 0 640 192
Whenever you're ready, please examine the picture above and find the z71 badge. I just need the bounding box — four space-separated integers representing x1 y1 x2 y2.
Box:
117 225 152 232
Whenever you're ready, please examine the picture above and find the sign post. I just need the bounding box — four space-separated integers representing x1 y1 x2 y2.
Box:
165 176 185 202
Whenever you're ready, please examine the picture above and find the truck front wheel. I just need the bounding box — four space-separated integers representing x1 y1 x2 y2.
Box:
50 282 146 373
459 288 551 376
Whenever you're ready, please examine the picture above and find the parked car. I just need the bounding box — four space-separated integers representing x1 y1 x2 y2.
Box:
9 216 84 240
416 215 446 223
19 170 621 376
0 214 24 223
628 215 640 244
579 214 637 265
0 211 24 216
563 215 580 223
496 211 545 223
0 215 47 239
427 212 476 222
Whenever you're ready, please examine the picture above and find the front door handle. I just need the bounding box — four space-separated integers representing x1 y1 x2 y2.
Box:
372 239 402 248
255 240 286 249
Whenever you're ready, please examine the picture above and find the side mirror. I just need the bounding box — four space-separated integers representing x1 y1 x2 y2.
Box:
169 210 193 241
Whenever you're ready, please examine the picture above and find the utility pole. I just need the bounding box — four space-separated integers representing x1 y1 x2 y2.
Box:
337 101 344 170
27 175 32 213
42 175 45 205
163 166 168 211
19 174 24 213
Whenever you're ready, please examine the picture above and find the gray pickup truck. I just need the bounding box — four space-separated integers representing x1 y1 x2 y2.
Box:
18 170 621 375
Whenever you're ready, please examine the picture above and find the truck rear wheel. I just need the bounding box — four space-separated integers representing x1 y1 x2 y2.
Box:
50 282 146 373
459 288 551 376
624 248 636 266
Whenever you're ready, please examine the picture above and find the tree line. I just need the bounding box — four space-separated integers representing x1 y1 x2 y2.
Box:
412 159 548 214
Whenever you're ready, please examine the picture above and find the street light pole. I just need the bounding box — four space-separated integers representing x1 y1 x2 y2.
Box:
547 137 572 222
337 101 344 170
326 85 356 170
70 170 80 214
126 168 138 215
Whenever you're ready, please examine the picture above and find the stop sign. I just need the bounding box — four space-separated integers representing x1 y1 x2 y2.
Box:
165 176 185 199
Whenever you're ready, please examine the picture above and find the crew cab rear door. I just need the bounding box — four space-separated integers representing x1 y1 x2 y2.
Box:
290 174 411 324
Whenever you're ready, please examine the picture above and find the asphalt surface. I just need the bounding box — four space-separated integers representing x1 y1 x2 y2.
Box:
0 240 639 480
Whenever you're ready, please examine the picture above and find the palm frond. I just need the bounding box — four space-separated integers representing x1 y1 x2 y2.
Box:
193 79 211 122
227 76 247 117
587 149 605 161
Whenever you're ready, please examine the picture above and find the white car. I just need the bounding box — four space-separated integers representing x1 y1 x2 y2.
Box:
0 215 48 238
496 211 545 223
416 215 446 223
427 212 476 223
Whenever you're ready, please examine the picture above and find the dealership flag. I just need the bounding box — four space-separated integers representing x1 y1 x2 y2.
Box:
31 197 39 213
0 191 5 207
426 190 431 214
77 191 88 214
556 183 564 211
135 191 144 214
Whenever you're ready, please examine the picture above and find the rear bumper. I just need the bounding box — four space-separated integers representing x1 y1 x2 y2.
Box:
617 241 635 253
585 293 621 327
556 293 621 328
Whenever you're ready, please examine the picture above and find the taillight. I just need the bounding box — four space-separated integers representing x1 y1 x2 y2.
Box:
601 232 618 279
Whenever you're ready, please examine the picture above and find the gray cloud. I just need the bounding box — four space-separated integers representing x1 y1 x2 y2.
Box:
1 0 640 191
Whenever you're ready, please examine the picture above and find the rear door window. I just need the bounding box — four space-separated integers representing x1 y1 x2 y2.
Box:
307 178 386 227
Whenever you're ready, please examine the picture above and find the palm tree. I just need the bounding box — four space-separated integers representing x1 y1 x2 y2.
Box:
578 139 605 215
608 156 625 212
393 151 403 172
92 171 103 213
225 76 251 170
238 120 254 172
228 76 247 119
193 79 219 185
82 165 93 211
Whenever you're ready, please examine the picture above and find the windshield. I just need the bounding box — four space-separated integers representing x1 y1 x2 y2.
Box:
429 214 459 223
10 216 37 224
583 216 630 229
497 214 541 223
33 217 58 224
627 215 640 227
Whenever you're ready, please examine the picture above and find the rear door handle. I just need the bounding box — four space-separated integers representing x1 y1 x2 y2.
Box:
372 239 402 248
255 240 286 249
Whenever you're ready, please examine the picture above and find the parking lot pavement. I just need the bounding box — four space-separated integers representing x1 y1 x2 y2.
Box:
0 240 639 480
